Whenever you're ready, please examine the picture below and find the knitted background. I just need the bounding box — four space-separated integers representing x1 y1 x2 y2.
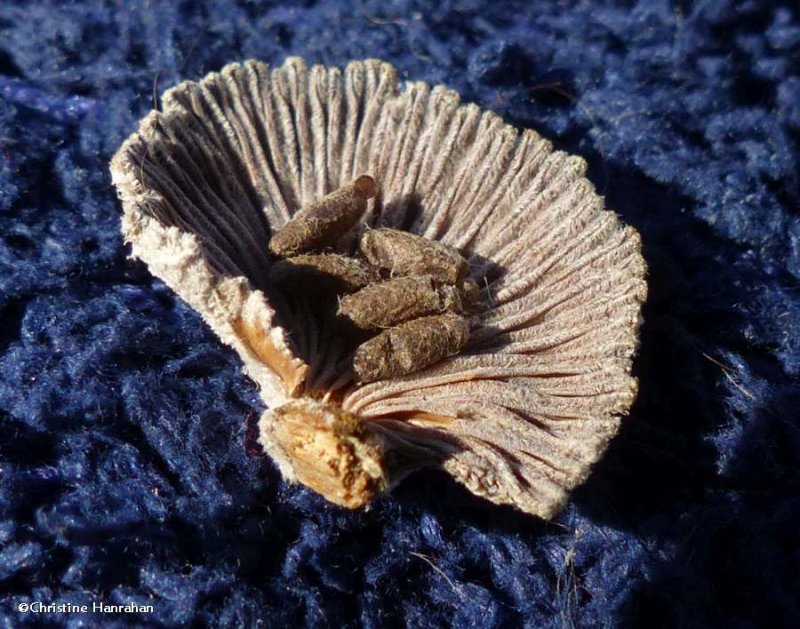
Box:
1 0 799 626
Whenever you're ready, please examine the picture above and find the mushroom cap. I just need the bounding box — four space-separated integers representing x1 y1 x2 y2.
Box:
110 57 647 519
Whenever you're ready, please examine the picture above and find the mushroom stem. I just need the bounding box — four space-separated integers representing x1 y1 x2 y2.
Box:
262 399 389 508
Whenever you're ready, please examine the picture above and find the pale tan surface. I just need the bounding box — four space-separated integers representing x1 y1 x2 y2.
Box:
110 57 647 519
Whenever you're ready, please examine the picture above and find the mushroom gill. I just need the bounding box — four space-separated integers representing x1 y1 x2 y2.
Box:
110 57 647 519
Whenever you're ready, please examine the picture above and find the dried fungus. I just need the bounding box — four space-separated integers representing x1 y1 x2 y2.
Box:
110 57 647 519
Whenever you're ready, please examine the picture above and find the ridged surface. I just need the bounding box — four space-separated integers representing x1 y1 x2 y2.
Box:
111 57 646 518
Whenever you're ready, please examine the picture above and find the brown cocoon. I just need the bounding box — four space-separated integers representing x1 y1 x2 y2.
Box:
269 253 379 294
360 228 469 284
459 278 482 307
269 175 377 256
353 313 470 383
339 275 466 330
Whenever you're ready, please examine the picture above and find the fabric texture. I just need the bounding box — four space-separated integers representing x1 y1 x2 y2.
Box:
1 0 798 626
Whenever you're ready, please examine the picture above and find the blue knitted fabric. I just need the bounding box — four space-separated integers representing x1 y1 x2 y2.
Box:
1 0 799 626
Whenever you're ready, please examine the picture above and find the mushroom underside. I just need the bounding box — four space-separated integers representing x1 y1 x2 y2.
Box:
110 57 647 519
